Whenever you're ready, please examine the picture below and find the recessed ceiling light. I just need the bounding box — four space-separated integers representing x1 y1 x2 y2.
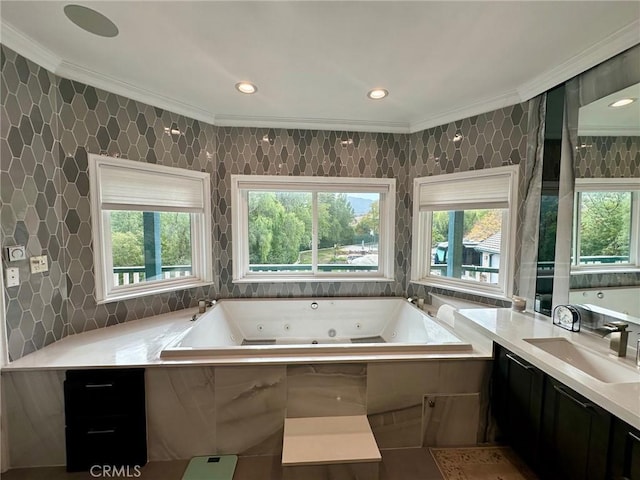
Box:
367 89 388 100
608 98 636 108
236 82 258 94
64 4 119 38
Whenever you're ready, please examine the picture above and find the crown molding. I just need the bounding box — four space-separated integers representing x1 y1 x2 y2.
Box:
1 18 215 125
409 90 521 134
2 16 638 135
215 114 410 134
578 126 640 137
517 20 640 101
0 19 61 73
57 61 216 125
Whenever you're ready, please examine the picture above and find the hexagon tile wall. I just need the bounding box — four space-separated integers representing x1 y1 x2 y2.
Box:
2 44 533 361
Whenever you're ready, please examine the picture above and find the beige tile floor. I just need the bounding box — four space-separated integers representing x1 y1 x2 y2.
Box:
1 448 444 480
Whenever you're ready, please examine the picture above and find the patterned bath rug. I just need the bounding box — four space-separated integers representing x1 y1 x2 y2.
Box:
429 446 538 480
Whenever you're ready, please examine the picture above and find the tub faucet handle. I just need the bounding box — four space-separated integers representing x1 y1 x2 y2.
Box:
198 299 216 314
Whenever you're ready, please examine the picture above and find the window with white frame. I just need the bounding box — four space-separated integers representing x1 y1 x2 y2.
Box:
231 175 395 282
89 154 212 303
411 165 519 299
572 178 640 271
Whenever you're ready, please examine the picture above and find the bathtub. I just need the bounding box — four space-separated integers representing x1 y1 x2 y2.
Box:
160 297 472 359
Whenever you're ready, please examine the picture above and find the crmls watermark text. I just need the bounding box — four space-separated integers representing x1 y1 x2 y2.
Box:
90 465 142 478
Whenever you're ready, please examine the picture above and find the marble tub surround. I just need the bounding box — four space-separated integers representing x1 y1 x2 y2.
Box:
286 364 367 418
145 367 216 461
457 308 640 430
1 308 200 370
366 361 490 449
2 359 491 468
215 366 287 455
422 393 480 447
2 303 491 372
2 370 66 467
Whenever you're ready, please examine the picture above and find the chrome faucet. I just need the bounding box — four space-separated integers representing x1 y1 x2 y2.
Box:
198 299 216 314
595 321 629 357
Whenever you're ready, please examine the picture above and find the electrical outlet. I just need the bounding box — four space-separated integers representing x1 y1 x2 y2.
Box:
30 255 48 274
5 267 19 287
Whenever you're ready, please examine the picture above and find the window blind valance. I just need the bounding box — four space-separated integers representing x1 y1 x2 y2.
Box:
92 157 209 213
417 167 516 211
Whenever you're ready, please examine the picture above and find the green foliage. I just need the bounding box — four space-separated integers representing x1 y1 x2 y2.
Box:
248 191 363 264
109 210 192 268
111 231 144 267
318 193 355 248
248 192 310 264
579 192 631 258
355 201 379 237
160 212 192 265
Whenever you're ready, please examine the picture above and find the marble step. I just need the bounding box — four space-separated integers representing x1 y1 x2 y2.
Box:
282 415 381 480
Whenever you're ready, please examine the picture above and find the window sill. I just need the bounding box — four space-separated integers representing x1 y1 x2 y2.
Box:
570 267 640 276
233 275 394 284
97 279 214 304
409 278 510 302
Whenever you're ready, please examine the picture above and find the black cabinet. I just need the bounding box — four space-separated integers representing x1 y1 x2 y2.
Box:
64 368 147 472
540 376 611 480
609 417 640 480
492 343 545 467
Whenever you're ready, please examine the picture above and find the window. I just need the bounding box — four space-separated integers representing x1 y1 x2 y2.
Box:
231 175 395 282
89 154 212 303
411 165 519 299
572 178 640 271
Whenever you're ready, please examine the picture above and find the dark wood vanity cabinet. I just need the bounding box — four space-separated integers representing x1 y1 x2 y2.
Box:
540 376 611 480
492 343 545 466
609 417 640 480
493 343 640 480
64 368 147 472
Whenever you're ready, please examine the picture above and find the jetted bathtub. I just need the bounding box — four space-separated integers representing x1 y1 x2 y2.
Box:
161 297 472 359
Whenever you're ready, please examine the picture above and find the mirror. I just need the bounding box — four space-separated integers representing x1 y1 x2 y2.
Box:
569 82 640 318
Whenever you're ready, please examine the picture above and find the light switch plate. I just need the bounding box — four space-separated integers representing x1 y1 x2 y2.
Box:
5 267 19 287
30 255 48 274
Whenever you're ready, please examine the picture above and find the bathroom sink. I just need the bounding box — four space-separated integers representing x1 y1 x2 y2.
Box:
523 337 640 384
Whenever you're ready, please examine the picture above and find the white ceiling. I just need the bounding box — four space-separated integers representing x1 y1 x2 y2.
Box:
579 83 640 136
1 1 639 133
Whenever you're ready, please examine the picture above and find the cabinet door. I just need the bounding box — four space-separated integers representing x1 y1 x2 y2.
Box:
492 344 544 466
541 377 611 480
609 417 640 480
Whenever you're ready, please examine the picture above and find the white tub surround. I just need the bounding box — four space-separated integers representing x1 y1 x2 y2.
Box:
162 298 472 359
457 308 640 430
1 299 489 372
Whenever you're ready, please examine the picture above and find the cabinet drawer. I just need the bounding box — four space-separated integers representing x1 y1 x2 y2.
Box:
65 415 147 472
64 368 145 419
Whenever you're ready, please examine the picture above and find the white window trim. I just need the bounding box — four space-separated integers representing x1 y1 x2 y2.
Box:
231 175 395 283
89 154 213 303
410 165 519 300
571 177 640 274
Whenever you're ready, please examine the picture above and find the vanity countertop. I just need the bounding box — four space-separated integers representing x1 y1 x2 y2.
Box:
457 308 640 431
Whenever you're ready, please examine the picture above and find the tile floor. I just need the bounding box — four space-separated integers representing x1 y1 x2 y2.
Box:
1 448 444 480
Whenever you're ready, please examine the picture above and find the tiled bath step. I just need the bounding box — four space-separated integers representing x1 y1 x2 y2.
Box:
282 415 381 480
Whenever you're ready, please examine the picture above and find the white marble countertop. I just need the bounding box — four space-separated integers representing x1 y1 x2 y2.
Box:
1 306 492 372
456 308 640 430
